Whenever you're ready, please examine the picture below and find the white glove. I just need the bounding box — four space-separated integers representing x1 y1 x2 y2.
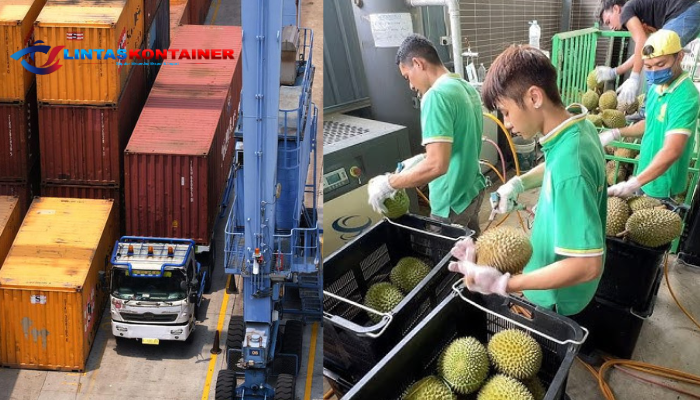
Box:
494 176 525 214
599 128 621 146
607 176 641 198
448 260 510 296
595 66 617 82
616 72 640 106
451 237 476 263
396 153 426 173
367 174 396 214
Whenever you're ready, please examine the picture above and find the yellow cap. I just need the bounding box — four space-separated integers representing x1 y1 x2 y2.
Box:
642 29 682 59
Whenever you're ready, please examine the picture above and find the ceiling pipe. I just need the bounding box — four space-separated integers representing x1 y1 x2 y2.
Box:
405 0 463 78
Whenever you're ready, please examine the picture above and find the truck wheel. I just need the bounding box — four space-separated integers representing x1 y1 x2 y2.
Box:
226 316 245 371
215 369 237 400
281 320 303 374
274 373 295 400
203 264 212 293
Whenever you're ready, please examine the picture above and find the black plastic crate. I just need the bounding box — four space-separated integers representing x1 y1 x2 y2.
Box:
596 236 669 309
678 186 700 268
343 285 586 400
572 266 663 360
323 214 469 385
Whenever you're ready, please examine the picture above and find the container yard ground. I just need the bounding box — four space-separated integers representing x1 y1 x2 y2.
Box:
0 0 324 398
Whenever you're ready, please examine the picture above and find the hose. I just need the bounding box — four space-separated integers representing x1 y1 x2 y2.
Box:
483 112 521 176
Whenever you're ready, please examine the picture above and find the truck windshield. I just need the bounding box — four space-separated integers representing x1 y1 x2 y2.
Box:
111 269 187 301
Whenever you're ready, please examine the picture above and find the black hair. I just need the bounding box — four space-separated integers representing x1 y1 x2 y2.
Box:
599 0 627 22
395 34 443 66
481 45 564 111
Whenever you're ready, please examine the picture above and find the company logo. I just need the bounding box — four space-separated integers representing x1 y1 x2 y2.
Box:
10 41 66 75
332 215 373 241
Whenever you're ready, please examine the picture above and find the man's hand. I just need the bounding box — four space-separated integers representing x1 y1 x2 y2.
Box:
595 66 617 82
448 260 510 296
396 153 426 173
617 72 640 106
367 174 396 213
599 128 621 146
494 176 525 214
451 237 476 263
607 176 641 198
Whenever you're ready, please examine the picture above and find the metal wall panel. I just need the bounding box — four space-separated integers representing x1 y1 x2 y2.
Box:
0 84 38 181
0 196 21 270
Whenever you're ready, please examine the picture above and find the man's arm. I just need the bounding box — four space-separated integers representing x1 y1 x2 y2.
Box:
520 162 546 190
619 119 646 138
635 134 689 185
618 16 647 76
507 255 602 291
389 142 450 189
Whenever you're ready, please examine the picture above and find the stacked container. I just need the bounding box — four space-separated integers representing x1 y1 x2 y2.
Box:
0 197 117 371
124 25 241 245
33 0 168 233
0 197 21 270
0 0 47 215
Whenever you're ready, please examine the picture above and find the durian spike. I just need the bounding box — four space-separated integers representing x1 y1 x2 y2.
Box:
616 229 630 238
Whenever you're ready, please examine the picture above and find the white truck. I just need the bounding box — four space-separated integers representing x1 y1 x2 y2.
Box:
109 237 209 344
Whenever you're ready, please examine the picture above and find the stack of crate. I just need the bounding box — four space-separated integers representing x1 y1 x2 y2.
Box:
0 0 47 216
34 0 168 233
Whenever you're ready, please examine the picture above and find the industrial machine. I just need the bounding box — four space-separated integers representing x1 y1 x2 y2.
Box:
323 113 416 256
215 0 320 398
109 237 208 343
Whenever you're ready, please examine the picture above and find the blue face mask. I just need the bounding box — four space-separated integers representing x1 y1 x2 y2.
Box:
645 66 674 85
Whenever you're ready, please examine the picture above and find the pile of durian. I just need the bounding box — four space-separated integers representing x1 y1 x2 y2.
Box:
363 256 431 323
582 70 645 130
606 195 683 248
402 329 546 400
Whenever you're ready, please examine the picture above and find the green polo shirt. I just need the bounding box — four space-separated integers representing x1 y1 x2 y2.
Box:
523 105 607 316
638 73 699 198
421 73 486 218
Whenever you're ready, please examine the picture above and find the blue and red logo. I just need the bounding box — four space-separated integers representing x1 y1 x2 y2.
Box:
10 41 65 75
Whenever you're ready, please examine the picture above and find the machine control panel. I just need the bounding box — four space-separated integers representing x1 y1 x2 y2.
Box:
323 168 349 192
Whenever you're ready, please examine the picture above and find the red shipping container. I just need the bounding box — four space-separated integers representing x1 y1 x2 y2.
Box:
188 0 211 25
124 26 242 245
40 184 123 234
0 164 39 217
38 64 147 186
0 84 38 181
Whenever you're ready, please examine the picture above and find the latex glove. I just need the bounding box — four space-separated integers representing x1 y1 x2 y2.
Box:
616 72 640 106
396 153 426 173
494 176 525 214
451 237 476 263
367 174 396 214
607 176 641 198
448 260 510 296
599 128 621 146
595 66 617 82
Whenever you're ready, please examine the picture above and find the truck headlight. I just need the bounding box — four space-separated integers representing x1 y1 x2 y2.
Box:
171 329 184 335
116 326 128 332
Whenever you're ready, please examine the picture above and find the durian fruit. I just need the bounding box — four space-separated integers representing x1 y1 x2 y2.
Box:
364 282 404 323
604 146 615 155
606 161 627 186
522 377 547 400
627 196 662 212
403 375 456 400
581 90 599 111
601 109 626 128
438 337 490 395
625 208 683 248
587 113 603 127
383 189 410 219
476 227 533 274
599 90 618 110
613 147 637 159
617 98 639 115
587 70 604 92
390 257 431 293
488 329 542 380
607 196 630 237
477 374 534 400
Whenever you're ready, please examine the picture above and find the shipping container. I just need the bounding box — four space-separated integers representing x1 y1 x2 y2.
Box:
0 84 39 181
170 0 190 32
34 0 144 105
144 0 162 32
0 197 117 371
0 197 21 269
41 184 123 234
0 0 47 102
143 0 171 89
0 163 40 216
38 64 147 186
124 26 241 245
188 0 212 25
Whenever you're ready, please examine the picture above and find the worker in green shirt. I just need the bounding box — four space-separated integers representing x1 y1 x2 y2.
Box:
602 30 699 199
367 34 487 236
449 45 607 316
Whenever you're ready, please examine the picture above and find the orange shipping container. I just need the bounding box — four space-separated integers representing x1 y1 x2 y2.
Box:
34 0 144 105
0 0 47 102
0 197 21 269
0 197 117 371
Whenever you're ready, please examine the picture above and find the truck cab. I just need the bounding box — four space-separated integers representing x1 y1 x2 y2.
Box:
109 237 209 343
